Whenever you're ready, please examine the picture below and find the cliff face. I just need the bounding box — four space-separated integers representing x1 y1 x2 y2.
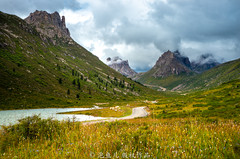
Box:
107 57 137 77
152 50 192 77
25 10 72 44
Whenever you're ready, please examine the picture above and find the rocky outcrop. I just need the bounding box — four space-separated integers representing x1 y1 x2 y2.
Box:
152 50 192 77
107 57 137 77
191 53 219 73
25 10 72 44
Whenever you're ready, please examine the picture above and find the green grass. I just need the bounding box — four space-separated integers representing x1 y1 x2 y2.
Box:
148 79 240 121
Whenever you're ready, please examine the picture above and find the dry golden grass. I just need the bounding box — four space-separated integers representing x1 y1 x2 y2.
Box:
1 116 240 159
59 106 132 118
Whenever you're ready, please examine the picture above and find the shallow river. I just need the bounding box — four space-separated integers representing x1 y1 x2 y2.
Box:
0 107 105 127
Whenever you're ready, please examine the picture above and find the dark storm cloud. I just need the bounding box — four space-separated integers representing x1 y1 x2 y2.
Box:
151 0 240 41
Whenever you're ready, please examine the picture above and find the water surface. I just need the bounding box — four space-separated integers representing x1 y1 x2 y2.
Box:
0 107 105 127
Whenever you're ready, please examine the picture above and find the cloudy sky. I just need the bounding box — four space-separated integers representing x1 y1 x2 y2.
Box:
1 0 240 72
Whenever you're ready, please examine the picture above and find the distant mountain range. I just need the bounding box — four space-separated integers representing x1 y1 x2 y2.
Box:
0 10 156 109
112 50 220 79
104 50 239 92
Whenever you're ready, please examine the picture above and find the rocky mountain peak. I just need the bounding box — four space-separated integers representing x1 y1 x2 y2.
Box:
152 50 192 77
107 57 137 77
25 10 71 44
160 50 174 59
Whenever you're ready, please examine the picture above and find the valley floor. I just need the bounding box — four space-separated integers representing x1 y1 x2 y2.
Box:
0 80 239 158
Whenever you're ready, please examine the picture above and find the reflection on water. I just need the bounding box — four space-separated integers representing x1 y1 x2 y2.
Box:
0 107 105 127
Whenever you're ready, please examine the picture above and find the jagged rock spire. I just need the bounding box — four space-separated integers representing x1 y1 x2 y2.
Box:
25 10 71 44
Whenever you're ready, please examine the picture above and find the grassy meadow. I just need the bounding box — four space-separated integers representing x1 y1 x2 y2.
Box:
0 116 240 158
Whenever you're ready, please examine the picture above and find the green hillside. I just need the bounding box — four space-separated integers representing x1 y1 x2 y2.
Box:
0 11 157 110
182 58 240 90
136 70 195 90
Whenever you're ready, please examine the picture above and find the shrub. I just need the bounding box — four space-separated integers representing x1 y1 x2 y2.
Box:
208 106 215 110
4 115 60 139
193 104 206 107
0 115 61 153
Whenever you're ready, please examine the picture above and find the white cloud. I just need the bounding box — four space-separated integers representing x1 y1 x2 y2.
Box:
180 39 239 62
60 9 93 25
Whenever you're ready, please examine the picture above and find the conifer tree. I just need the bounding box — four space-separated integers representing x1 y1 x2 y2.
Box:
58 78 62 84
